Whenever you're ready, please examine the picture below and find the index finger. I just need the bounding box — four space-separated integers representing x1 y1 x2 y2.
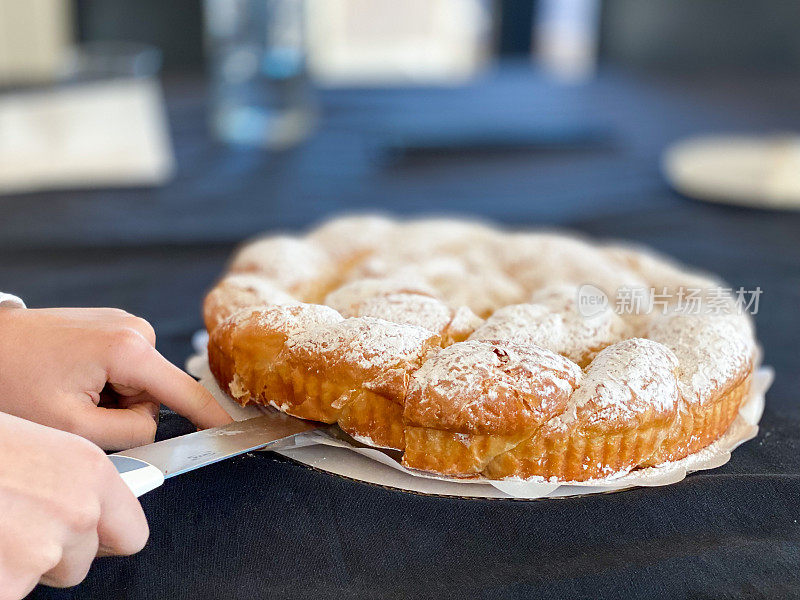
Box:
106 335 233 429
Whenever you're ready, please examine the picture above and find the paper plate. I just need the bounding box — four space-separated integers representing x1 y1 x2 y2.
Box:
663 134 800 210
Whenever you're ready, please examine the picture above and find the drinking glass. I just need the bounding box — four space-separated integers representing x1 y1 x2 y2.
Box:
204 0 316 149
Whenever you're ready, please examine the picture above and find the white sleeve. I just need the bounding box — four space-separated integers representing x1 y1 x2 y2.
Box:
0 293 25 309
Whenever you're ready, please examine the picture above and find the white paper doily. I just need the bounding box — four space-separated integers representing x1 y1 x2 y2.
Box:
188 331 771 500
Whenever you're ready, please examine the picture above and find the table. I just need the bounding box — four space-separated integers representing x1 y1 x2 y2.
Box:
6 65 800 599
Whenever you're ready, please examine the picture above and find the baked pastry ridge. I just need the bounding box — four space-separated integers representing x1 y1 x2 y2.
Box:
204 215 759 482
208 303 344 408
277 317 441 449
203 273 295 333
642 310 755 464
402 339 582 475
483 338 682 481
469 284 630 367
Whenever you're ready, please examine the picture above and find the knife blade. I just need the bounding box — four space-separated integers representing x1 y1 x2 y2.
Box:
108 412 320 497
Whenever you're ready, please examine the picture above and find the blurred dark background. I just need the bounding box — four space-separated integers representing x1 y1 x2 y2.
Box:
73 0 800 72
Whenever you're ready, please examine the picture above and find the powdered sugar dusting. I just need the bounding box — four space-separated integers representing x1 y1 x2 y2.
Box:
602 244 722 293
470 287 628 364
551 338 680 429
347 255 524 317
230 236 333 293
446 306 484 340
426 267 524 317
647 309 755 404
218 274 296 305
308 214 396 262
471 303 561 349
350 294 453 333
228 302 343 335
499 233 646 295
403 257 524 316
286 316 437 370
324 277 438 316
204 274 299 330
407 340 583 433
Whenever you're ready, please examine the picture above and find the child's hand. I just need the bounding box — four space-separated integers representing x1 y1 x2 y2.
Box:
0 412 149 597
0 307 232 450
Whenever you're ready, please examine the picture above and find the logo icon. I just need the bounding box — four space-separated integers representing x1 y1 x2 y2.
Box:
576 284 610 318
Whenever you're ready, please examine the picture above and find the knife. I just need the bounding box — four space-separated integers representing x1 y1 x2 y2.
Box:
108 412 320 497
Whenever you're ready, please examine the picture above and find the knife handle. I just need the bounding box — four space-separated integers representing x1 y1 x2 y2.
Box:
108 455 165 498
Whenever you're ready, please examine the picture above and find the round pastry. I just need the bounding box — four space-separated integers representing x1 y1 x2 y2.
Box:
469 285 630 367
344 293 482 346
308 214 396 274
402 339 583 475
276 317 441 449
208 303 343 408
324 277 439 316
203 274 296 333
229 236 336 301
204 216 759 482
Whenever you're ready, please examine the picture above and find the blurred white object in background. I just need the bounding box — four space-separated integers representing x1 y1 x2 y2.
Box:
305 0 492 86
0 79 175 194
0 30 174 195
0 0 71 84
535 0 600 81
663 135 800 210
204 0 316 149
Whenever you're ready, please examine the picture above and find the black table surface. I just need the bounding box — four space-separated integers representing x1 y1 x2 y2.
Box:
5 65 800 599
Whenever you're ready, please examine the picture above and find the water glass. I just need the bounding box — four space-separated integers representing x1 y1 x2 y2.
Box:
204 0 316 149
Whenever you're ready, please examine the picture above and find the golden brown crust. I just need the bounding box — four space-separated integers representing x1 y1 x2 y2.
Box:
403 338 686 481
643 374 751 466
274 317 441 449
402 428 531 477
208 304 344 408
482 418 673 481
338 390 406 449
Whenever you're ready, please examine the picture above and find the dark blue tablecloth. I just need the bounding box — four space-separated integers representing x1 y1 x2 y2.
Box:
5 66 799 599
